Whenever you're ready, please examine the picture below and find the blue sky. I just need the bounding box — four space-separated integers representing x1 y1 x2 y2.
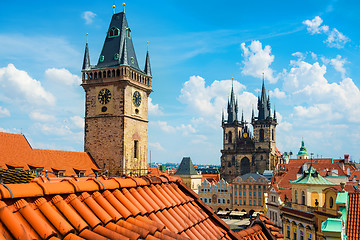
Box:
1 1 360 165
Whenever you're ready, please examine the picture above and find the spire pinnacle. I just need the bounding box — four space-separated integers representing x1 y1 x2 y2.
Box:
122 2 126 13
241 110 244 123
113 4 116 14
144 41 152 76
82 33 90 70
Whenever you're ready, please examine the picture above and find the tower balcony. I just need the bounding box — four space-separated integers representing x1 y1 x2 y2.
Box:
82 65 152 90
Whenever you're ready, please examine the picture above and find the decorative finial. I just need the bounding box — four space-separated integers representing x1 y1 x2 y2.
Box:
113 4 116 14
147 41 149 51
86 33 88 43
123 2 126 13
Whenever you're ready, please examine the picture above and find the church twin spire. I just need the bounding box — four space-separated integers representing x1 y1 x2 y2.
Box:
223 78 277 124
82 5 151 76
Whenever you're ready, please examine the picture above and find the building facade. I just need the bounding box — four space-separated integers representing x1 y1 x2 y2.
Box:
232 173 269 213
81 8 152 176
198 178 232 211
266 184 283 229
220 80 280 183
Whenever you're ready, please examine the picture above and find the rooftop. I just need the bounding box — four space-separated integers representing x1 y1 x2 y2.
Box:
0 175 240 239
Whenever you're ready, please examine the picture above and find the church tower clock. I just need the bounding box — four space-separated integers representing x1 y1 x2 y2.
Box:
81 4 152 176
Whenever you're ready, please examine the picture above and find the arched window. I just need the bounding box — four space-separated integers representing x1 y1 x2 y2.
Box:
302 191 305 205
329 196 334 209
108 27 120 38
228 131 232 143
295 190 298 204
272 129 274 141
259 129 264 142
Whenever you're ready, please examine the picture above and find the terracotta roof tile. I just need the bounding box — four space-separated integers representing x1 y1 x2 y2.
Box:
347 192 360 240
0 175 240 239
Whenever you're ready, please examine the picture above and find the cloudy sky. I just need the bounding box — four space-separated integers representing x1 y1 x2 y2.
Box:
1 1 360 165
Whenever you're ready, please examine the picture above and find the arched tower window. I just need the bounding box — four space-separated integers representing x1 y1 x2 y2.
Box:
302 191 305 205
272 129 274 141
259 129 264 142
240 157 250 175
108 27 120 38
228 131 232 143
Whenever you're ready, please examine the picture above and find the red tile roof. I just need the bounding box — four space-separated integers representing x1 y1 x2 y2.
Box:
0 175 241 239
349 170 360 181
347 192 360 240
0 132 100 177
238 214 284 240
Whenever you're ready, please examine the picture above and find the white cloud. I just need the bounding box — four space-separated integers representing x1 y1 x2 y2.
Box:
179 76 248 117
325 28 349 48
303 16 349 48
0 64 55 106
282 60 360 122
292 52 304 60
149 142 165 151
303 16 328 34
29 111 56 122
82 11 96 24
269 88 286 99
241 40 277 83
70 116 84 129
45 68 81 86
148 97 163 115
311 52 318 60
0 106 10 117
153 121 196 136
330 55 347 78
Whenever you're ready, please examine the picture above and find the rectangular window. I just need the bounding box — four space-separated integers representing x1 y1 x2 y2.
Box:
239 200 241 205
293 228 297 240
249 200 252 205
243 200 246 205
209 198 211 203
218 199 221 204
308 233 312 240
243 191 246 196
134 140 138 158
259 200 261 206
300 230 304 240
249 192 252 196
204 198 207 203
222 199 225 204
235 199 237 204
253 201 256 206
249 185 252 189
235 191 237 196
287 226 290 238
239 191 241 196
253 191 256 197
227 199 230 204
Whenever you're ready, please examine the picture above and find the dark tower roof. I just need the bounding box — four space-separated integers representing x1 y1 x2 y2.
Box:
144 48 152 76
174 157 198 175
257 79 271 120
82 41 90 70
96 11 140 70
227 81 238 123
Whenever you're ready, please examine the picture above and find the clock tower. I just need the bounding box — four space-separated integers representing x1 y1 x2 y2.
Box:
81 5 152 176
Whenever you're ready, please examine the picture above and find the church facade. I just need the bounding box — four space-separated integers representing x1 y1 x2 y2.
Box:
220 80 280 183
81 6 152 176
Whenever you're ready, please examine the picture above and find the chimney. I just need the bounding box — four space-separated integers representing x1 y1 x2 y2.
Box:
344 154 349 164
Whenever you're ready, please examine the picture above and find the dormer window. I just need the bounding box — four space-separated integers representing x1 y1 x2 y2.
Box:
108 27 120 38
126 28 131 38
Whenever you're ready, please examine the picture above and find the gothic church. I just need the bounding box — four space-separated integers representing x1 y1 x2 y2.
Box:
220 80 281 183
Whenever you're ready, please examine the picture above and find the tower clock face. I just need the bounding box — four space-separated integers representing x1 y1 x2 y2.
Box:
243 132 248 138
98 88 111 105
133 91 141 107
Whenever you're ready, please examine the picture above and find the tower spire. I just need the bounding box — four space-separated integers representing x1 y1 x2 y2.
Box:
227 77 237 123
82 33 90 70
241 110 244 123
273 105 277 120
144 41 152 76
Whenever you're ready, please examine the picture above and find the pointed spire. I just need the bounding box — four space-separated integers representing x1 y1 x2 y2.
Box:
122 2 126 13
273 105 277 120
120 38 128 65
144 41 152 76
82 33 90 70
222 109 224 123
252 107 255 121
257 75 270 120
241 110 244 123
227 77 237 123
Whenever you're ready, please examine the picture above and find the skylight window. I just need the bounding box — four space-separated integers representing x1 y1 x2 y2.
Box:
108 27 120 38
